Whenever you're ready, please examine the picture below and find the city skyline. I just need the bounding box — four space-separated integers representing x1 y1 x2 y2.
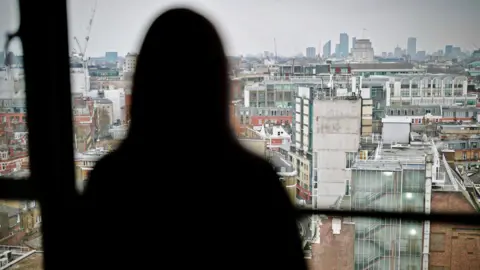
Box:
1 0 480 57
66 0 480 57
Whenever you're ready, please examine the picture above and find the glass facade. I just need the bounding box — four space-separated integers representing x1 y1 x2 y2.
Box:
352 168 424 270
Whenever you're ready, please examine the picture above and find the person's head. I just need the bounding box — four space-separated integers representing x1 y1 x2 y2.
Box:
127 8 231 145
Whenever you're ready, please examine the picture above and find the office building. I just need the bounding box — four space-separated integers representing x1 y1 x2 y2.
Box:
323 41 331 58
339 33 349 58
407 37 416 57
306 47 316 58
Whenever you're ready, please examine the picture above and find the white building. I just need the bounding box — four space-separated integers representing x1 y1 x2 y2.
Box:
351 39 375 63
312 96 362 209
87 87 126 123
385 75 472 106
70 67 90 96
123 53 138 73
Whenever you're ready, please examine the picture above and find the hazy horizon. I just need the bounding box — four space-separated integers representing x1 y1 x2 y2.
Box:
1 0 480 57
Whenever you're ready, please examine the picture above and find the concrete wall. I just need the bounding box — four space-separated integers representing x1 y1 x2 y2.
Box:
312 99 361 208
430 191 480 270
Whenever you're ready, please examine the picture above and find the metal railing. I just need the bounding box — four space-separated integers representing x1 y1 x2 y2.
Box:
442 154 461 191
360 134 382 144
0 245 30 254
357 223 384 238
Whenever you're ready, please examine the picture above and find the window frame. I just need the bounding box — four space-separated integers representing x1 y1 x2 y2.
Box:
4 2 480 270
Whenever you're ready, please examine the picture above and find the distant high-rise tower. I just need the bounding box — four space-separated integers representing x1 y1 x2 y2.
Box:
445 45 453 57
323 41 331 58
335 44 340 57
394 46 402 58
352 37 357 53
407 37 416 57
306 47 316 58
339 33 349 58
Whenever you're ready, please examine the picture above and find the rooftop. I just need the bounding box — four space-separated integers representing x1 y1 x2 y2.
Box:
331 62 415 70
8 252 43 270
75 148 110 161
0 204 20 217
270 151 295 175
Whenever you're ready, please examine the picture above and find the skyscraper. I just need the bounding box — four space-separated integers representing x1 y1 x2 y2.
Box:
339 33 349 57
407 37 416 57
306 47 316 58
352 37 357 53
323 41 331 58
445 45 453 57
394 46 402 58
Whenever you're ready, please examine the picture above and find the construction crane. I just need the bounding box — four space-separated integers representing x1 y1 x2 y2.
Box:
73 0 98 96
74 0 97 60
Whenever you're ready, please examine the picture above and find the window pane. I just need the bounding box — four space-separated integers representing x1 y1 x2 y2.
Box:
0 1 29 180
0 200 43 269
66 0 480 269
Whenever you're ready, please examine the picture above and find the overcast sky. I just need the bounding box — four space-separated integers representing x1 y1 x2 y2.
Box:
1 0 480 57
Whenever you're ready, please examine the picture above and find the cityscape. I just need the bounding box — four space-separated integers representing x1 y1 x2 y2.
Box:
1 0 480 269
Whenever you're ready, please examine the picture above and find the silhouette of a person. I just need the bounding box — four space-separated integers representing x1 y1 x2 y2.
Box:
79 8 307 270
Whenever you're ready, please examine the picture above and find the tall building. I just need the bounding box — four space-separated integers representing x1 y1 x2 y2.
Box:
323 41 331 58
352 37 357 53
306 47 316 58
339 33 349 57
394 46 402 58
311 84 362 209
123 52 138 73
335 44 340 57
407 37 416 57
352 39 375 62
445 45 453 57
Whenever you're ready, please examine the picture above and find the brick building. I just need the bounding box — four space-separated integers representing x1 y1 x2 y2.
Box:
429 192 480 270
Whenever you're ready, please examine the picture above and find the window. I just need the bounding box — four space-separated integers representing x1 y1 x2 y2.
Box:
5 2 480 270
345 152 356 169
345 180 350 195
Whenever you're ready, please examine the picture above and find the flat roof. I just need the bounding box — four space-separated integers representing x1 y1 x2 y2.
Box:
382 116 412 123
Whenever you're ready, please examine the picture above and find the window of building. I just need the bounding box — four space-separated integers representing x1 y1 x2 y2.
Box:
345 152 356 169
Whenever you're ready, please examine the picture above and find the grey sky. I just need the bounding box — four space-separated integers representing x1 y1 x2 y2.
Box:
2 0 480 56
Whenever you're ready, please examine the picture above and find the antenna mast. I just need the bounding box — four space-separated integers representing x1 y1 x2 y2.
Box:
361 28 367 39
274 38 278 64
